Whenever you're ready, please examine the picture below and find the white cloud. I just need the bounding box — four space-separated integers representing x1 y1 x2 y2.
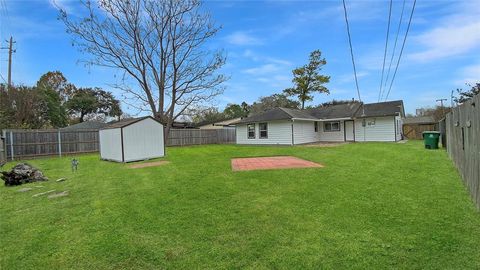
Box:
456 64 480 85
336 71 369 84
224 31 262 46
49 0 75 13
243 64 280 75
408 2 480 62
409 22 480 62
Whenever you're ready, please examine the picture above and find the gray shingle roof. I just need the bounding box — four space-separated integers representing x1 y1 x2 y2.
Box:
354 100 404 118
234 108 293 124
307 102 362 119
278 107 318 120
61 121 107 130
232 100 404 124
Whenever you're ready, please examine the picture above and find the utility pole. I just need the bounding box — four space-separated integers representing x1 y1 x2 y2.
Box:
436 98 447 117
7 36 15 90
1 37 16 90
436 98 447 108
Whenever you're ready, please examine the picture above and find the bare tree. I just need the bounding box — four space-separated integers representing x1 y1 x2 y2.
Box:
58 0 227 137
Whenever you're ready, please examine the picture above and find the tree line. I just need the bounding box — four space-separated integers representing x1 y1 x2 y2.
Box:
0 71 122 130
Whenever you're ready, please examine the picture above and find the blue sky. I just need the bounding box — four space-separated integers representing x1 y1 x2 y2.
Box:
1 0 479 115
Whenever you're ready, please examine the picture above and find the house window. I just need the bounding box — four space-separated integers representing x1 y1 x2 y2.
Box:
259 123 268 139
324 121 340 132
247 123 255 139
314 121 318 132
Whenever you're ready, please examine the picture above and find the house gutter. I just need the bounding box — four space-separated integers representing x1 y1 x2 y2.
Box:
314 117 353 121
291 117 352 122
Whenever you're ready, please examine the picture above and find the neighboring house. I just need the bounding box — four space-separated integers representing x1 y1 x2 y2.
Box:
197 117 241 130
233 100 404 145
402 116 437 140
60 121 108 131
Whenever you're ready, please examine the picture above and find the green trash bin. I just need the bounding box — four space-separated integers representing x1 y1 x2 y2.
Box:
422 131 440 149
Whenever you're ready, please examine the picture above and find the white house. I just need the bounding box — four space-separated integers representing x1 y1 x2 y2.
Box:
234 100 404 145
99 116 165 162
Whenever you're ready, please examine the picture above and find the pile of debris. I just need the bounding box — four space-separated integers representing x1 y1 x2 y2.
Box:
1 163 48 186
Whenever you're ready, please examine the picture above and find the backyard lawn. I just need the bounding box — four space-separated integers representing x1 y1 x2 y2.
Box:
1 141 479 269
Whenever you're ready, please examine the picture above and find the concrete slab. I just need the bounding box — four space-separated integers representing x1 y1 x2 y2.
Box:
231 156 323 171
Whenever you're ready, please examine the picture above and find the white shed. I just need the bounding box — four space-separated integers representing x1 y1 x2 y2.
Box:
99 116 165 162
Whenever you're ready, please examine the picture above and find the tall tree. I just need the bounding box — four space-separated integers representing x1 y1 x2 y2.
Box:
454 82 480 104
37 87 68 128
283 50 330 109
250 94 300 115
0 85 47 129
67 88 122 122
188 106 224 124
223 103 248 119
36 71 76 103
59 0 227 138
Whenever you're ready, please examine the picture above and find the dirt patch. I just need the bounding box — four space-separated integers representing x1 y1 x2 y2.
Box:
128 161 170 169
232 156 323 171
302 142 349 147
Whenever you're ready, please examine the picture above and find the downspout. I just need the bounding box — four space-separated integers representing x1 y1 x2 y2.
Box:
291 119 295 146
394 117 397 141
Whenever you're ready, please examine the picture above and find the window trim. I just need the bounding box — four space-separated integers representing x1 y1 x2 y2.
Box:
259 122 268 139
323 121 341 132
247 123 255 139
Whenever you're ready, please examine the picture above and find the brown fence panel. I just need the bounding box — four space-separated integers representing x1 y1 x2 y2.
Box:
3 129 99 160
403 124 437 140
166 128 235 146
446 94 480 209
0 136 5 163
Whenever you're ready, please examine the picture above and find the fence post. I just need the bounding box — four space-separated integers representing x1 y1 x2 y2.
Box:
58 129 62 157
9 131 14 161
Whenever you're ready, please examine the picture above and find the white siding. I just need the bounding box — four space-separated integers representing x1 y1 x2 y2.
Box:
354 116 396 142
293 120 319 144
99 128 122 162
123 118 165 162
236 120 292 145
318 120 345 142
395 115 402 141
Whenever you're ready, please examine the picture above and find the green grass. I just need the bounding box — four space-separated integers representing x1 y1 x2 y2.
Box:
1 141 479 269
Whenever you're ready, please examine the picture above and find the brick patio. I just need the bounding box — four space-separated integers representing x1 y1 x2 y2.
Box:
231 156 323 171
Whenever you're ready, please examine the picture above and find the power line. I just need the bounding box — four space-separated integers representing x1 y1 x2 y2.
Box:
0 73 6 84
384 0 416 101
382 0 406 100
342 0 362 103
378 0 393 102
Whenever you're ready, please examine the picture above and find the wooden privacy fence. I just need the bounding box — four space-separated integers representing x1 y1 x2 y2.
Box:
2 128 236 160
403 123 438 140
2 129 100 160
166 128 235 146
445 94 480 209
0 136 5 163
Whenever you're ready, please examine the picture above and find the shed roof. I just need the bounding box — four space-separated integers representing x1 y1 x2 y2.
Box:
102 116 162 130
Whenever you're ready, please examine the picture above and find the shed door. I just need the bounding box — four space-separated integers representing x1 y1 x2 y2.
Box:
345 121 354 141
